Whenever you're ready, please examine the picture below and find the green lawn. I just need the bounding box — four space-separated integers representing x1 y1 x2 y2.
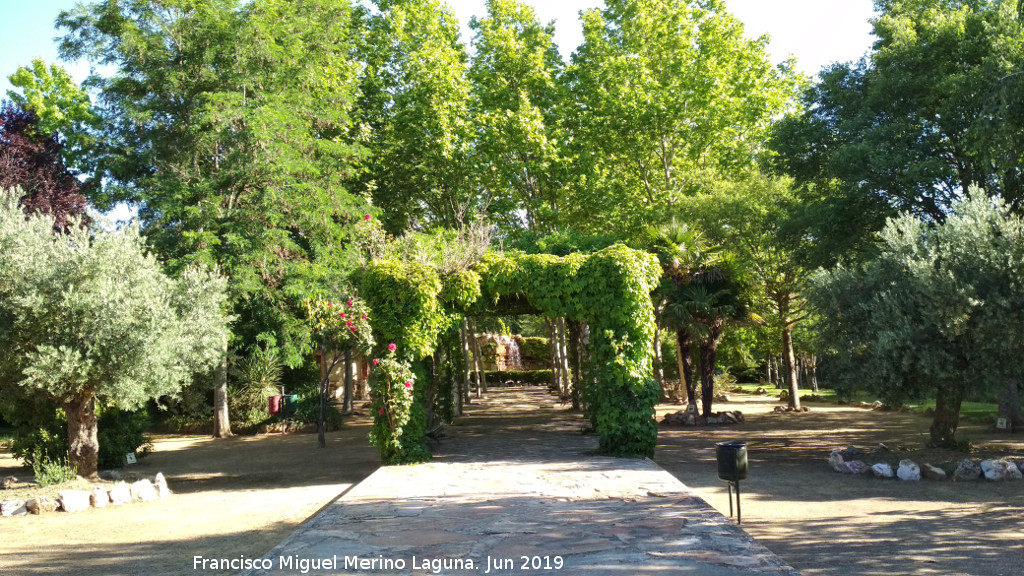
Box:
727 382 1002 421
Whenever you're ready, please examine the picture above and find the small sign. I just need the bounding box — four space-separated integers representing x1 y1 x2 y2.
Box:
995 417 1009 431
125 453 137 465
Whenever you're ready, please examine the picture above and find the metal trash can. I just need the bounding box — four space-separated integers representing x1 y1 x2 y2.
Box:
268 395 283 416
714 440 748 524
283 394 299 415
715 440 748 482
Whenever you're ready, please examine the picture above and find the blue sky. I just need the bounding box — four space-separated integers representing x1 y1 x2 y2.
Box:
1 0 877 98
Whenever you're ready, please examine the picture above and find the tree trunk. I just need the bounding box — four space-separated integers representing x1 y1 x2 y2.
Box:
212 342 233 438
699 322 722 417
676 330 695 406
342 348 354 414
997 378 1023 431
653 324 665 388
929 384 964 447
459 318 472 416
567 319 583 411
810 355 819 392
782 325 801 410
469 320 487 396
764 356 772 387
558 318 571 401
65 392 98 478
318 347 344 449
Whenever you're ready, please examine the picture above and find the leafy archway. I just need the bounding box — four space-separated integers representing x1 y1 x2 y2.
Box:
359 244 662 463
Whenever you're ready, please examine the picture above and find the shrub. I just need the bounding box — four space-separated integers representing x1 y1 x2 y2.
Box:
484 370 554 386
32 451 78 486
515 337 551 363
96 407 152 468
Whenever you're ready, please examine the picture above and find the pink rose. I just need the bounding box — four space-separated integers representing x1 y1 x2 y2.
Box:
404 381 412 389
364 214 371 221
378 408 383 415
372 359 379 366
326 302 332 307
347 299 354 306
340 312 345 318
361 314 366 320
387 343 396 352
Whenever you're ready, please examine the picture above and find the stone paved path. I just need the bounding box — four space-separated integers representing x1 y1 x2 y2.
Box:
242 387 799 576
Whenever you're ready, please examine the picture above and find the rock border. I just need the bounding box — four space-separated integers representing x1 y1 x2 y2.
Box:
827 446 1024 482
0 472 171 517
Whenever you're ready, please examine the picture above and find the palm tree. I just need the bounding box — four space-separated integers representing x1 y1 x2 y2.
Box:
646 219 723 408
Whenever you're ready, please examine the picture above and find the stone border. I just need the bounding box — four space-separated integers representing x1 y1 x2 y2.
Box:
827 446 1024 482
0 472 171 517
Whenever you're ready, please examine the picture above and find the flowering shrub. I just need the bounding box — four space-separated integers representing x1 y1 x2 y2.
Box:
368 345 428 464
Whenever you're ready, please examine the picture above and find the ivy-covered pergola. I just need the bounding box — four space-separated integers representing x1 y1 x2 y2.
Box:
359 244 662 464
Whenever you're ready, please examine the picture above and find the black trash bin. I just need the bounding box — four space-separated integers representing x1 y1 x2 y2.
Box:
715 440 747 523
715 440 748 482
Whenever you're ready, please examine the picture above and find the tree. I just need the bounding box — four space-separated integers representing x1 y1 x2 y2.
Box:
681 175 812 410
0 101 88 229
7 58 100 179
359 0 477 232
809 191 1024 447
468 0 566 234
563 0 800 234
0 188 229 477
58 0 371 435
771 0 1024 257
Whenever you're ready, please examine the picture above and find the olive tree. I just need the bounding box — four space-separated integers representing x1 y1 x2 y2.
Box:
0 188 230 477
810 191 1024 447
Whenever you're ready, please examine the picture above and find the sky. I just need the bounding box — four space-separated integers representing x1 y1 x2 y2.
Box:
1 0 878 98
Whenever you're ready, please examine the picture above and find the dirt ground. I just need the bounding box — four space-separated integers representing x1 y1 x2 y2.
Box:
1 390 1022 576
0 418 380 576
653 395 1024 576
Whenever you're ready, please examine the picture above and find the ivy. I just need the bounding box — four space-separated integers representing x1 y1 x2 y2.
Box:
359 244 663 462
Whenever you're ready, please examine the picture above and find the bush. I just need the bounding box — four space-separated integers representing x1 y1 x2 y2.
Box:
293 393 344 430
97 407 152 468
515 337 551 363
13 406 152 469
32 451 78 486
484 370 553 386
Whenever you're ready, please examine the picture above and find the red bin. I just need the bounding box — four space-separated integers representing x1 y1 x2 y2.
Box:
268 395 283 416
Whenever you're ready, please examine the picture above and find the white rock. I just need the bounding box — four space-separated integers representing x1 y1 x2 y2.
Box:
58 490 92 513
1 499 27 516
871 462 895 478
108 481 131 506
897 459 921 481
131 479 159 502
981 459 1006 481
154 473 171 498
90 486 109 508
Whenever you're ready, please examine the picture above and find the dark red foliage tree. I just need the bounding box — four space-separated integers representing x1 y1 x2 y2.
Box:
0 100 88 229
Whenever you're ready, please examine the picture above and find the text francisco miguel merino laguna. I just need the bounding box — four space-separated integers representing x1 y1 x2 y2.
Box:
194 554 565 573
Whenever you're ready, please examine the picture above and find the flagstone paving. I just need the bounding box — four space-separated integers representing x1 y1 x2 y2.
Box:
242 387 799 576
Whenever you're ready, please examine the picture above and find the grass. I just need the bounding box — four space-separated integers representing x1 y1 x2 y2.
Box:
727 382 1006 422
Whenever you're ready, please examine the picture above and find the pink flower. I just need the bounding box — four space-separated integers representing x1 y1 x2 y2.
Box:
347 299 354 306
378 408 384 415
387 343 396 352
364 214 371 221
361 314 366 320
350 326 357 332
404 381 412 389
326 302 332 307
372 359 380 366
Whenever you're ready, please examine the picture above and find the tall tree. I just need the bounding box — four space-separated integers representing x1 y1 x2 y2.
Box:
57 0 370 435
681 175 812 410
0 101 88 229
563 0 800 234
468 0 566 234
0 188 229 477
359 0 477 232
771 0 1024 258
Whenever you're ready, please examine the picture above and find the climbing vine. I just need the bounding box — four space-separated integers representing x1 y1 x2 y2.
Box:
358 244 662 462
